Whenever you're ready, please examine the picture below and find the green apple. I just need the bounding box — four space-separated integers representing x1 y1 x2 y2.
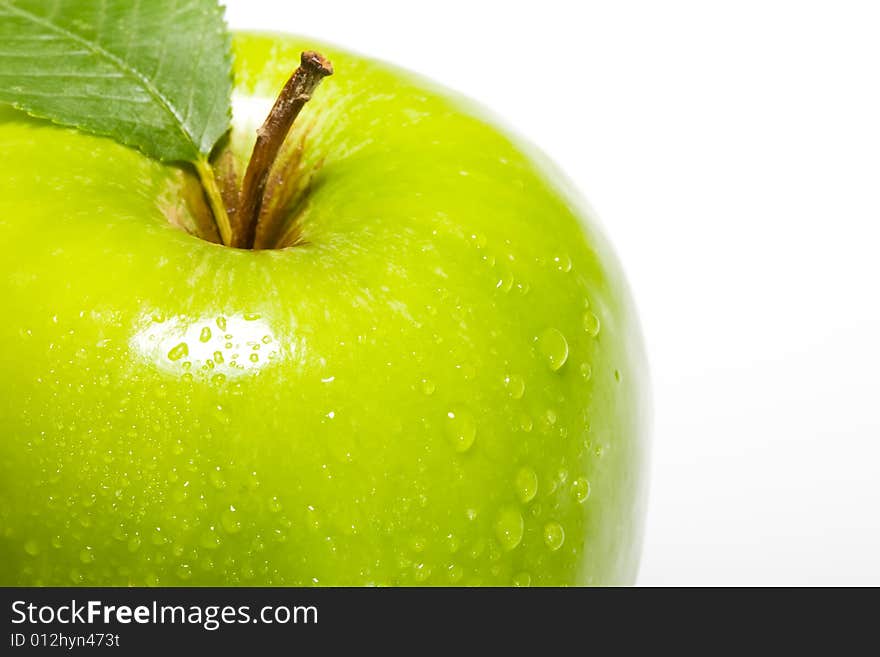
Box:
0 32 649 586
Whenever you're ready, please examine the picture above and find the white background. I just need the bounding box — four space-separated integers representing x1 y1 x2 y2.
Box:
225 0 880 585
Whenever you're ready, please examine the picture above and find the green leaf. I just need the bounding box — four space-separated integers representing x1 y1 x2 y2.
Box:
0 0 232 163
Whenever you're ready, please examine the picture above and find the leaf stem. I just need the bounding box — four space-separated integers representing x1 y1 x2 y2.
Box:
237 51 333 249
195 157 233 246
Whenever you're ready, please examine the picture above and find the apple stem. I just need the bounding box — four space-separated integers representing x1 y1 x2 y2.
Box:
195 157 233 246
236 51 333 249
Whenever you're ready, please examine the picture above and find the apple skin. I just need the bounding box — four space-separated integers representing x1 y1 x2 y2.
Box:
0 33 649 586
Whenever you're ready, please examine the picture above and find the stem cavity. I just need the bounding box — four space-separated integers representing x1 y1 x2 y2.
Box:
234 50 333 249
197 51 332 249
196 158 233 246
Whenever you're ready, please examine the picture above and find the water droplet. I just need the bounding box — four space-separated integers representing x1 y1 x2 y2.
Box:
420 378 435 395
243 313 261 321
79 547 95 564
494 507 524 550
414 562 432 582
216 316 227 331
512 572 532 587
221 506 242 534
447 563 464 583
167 342 189 361
151 527 167 546
445 407 476 452
580 362 593 380
519 413 533 432
176 564 193 580
199 326 212 343
504 374 525 399
543 522 565 551
51 535 63 549
538 328 569 371
495 267 514 293
209 467 227 490
583 311 601 337
515 467 539 503
544 408 558 425
24 539 41 556
572 477 592 503
211 373 227 385
127 536 142 552
553 253 572 272
249 353 259 363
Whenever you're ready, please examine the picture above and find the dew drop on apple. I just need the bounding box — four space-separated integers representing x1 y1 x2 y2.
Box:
176 564 192 581
514 466 538 503
127 536 142 553
494 506 524 551
572 477 591 503
445 408 476 452
199 326 212 343
167 342 189 361
504 374 525 399
447 563 464 583
553 253 572 272
495 267 514 293
543 522 565 551
512 572 532 587
583 311 601 337
222 505 242 534
23 539 41 557
420 378 435 395
538 328 569 371
580 362 593 380
520 413 534 432
209 467 226 490
79 547 95 564
249 353 259 363
216 316 227 331
51 535 63 549
413 562 432 582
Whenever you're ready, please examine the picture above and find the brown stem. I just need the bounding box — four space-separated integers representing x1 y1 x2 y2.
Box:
235 51 333 248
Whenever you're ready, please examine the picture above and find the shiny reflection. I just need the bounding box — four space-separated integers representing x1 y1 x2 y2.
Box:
131 312 283 379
